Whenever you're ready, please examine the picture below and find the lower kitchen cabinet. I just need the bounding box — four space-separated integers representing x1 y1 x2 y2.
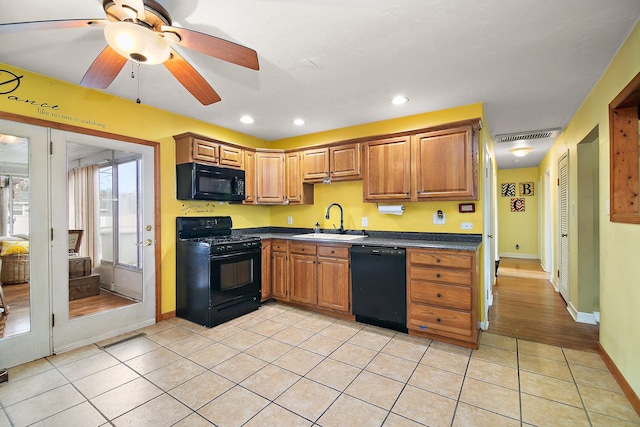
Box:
271 240 288 300
270 241 351 316
261 241 272 301
289 242 318 305
407 247 479 348
317 245 350 313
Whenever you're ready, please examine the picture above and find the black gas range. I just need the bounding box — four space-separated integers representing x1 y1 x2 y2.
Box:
176 216 262 327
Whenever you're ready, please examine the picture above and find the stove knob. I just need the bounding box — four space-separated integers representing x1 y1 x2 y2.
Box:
226 245 232 250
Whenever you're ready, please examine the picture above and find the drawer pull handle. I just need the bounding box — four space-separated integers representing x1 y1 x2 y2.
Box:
436 258 441 263
436 318 441 323
436 273 441 278
436 293 442 298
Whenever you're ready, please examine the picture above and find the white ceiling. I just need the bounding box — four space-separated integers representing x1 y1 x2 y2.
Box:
1 0 639 169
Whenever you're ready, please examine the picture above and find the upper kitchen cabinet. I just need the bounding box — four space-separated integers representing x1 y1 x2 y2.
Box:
412 121 478 201
286 151 314 205
174 133 244 169
255 150 286 204
363 136 412 201
361 119 480 202
243 150 256 204
302 143 361 183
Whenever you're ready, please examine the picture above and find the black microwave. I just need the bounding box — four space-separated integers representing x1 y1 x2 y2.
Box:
176 162 246 201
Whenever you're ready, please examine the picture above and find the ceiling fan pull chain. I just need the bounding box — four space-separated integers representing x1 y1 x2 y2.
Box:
136 62 141 104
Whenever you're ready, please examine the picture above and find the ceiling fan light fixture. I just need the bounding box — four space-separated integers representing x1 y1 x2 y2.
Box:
104 22 170 64
509 146 533 158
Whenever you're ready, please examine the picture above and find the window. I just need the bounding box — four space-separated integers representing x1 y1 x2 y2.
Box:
98 157 142 268
609 71 640 224
0 175 29 236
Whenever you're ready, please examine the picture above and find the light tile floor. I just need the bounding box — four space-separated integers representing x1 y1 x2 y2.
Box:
1 302 639 426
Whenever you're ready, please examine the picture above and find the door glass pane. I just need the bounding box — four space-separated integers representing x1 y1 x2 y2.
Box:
67 143 140 320
0 135 30 338
117 160 140 267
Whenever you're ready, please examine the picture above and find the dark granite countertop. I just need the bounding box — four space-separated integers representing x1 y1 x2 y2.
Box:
234 227 482 251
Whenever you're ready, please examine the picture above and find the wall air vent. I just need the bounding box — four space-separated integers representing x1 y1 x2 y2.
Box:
495 128 561 143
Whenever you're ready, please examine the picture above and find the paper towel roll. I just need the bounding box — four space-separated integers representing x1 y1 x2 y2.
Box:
378 205 405 215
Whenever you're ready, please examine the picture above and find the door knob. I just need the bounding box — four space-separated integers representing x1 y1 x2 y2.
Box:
136 239 153 246
488 234 493 238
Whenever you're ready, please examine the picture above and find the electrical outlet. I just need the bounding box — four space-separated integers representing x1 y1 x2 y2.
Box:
461 222 473 230
287 216 293 225
361 217 368 227
433 213 446 225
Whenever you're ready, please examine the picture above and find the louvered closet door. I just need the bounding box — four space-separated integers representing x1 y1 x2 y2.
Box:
558 154 569 303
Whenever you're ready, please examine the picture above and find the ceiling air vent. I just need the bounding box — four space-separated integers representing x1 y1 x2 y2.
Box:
495 128 560 143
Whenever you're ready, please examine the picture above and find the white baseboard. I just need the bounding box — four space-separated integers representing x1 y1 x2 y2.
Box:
567 302 598 325
498 252 538 259
479 320 489 331
594 311 600 323
550 278 559 292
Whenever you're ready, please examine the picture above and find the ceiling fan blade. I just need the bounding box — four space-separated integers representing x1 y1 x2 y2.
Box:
164 49 221 105
80 45 127 89
0 19 107 34
162 26 259 70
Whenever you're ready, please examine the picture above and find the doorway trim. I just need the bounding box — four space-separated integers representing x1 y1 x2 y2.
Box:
0 111 162 323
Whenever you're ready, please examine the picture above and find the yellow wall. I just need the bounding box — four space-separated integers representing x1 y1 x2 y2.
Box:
496 168 539 258
0 64 271 314
539 21 640 396
0 64 488 318
270 105 486 235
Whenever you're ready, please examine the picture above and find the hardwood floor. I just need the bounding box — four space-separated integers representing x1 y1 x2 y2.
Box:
1 282 137 339
488 257 600 351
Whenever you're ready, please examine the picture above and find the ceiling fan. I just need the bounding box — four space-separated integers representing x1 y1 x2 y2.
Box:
0 0 260 105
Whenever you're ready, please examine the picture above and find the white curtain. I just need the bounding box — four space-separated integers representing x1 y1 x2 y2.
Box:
68 165 101 268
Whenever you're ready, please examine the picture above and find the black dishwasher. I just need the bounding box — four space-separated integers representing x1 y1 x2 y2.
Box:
350 246 407 333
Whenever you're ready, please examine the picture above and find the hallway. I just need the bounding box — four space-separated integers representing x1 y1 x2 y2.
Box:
488 257 600 351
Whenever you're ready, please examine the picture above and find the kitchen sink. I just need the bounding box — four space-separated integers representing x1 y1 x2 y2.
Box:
292 233 367 241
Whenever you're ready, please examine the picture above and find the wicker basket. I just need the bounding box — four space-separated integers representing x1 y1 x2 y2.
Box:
0 254 30 285
0 284 7 338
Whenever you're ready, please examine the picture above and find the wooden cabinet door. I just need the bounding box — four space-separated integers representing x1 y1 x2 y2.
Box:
330 143 361 181
302 148 329 182
289 252 317 306
256 151 285 204
286 152 302 203
219 145 244 169
243 150 256 204
363 136 411 201
192 138 219 164
317 256 350 313
412 124 477 200
271 250 288 301
261 241 272 301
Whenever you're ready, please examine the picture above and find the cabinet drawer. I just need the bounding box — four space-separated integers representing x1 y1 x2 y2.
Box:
410 281 471 311
289 242 317 255
317 245 349 258
409 303 472 337
410 266 471 286
272 240 287 252
409 250 472 270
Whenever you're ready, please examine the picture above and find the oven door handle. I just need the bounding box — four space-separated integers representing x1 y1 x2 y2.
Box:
209 249 261 261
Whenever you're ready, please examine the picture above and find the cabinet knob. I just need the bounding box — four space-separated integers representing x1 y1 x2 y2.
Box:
436 258 441 263
436 293 442 298
436 318 441 323
436 273 441 278
331 250 335 254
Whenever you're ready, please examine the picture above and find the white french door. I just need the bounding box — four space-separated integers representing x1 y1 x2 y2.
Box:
50 130 156 353
0 119 51 367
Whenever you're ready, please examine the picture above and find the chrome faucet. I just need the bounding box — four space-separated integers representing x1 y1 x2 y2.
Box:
325 203 346 234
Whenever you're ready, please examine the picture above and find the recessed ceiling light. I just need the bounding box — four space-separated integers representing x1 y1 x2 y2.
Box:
240 115 254 124
292 118 306 126
391 96 409 105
